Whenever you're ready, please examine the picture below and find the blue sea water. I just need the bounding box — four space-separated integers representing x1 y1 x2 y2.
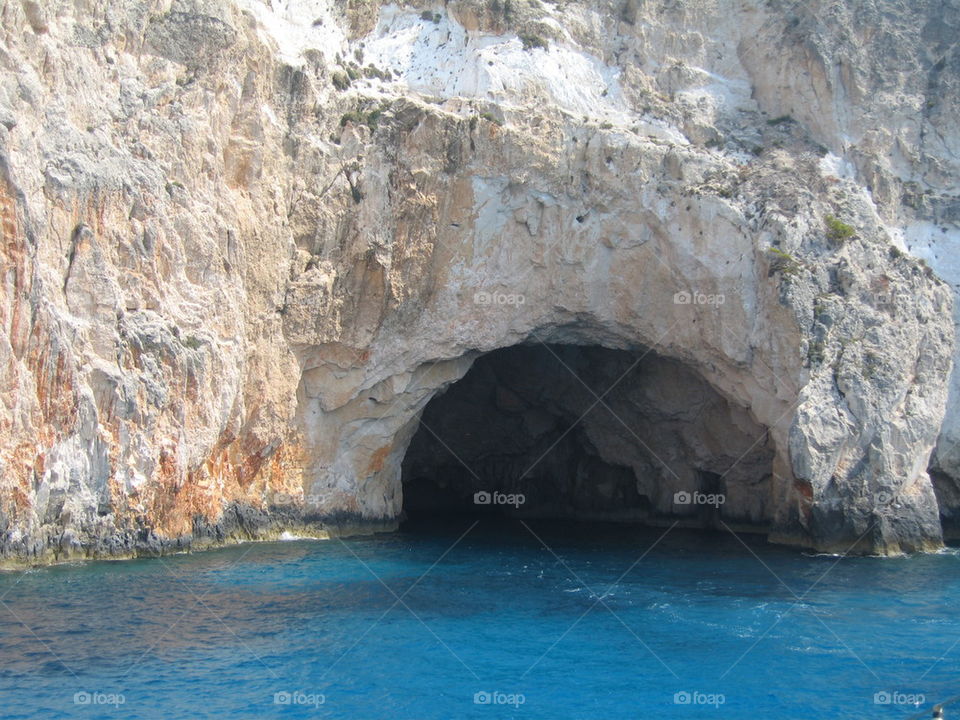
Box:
0 519 956 719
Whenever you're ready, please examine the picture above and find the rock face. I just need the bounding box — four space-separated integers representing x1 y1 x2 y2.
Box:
0 0 956 563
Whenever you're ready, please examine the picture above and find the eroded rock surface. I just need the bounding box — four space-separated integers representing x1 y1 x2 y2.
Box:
0 0 956 563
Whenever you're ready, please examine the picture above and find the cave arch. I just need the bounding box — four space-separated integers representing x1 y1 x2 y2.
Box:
399 343 775 532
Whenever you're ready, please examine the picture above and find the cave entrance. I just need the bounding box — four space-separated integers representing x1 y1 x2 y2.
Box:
400 344 775 532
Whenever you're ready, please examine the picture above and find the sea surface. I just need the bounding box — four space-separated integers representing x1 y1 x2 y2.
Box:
0 519 955 719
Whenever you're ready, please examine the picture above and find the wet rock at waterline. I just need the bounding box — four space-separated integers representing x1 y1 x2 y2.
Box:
0 0 957 563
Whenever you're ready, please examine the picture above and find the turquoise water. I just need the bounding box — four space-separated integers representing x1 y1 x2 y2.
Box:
0 520 955 719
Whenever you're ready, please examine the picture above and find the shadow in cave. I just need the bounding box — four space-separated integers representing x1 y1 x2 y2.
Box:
400 344 774 535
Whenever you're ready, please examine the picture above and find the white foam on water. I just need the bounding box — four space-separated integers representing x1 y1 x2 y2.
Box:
278 531 327 542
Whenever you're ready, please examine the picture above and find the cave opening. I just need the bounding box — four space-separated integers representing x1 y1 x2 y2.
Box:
400 344 775 533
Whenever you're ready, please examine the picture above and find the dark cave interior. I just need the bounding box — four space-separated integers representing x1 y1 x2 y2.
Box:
400 344 774 530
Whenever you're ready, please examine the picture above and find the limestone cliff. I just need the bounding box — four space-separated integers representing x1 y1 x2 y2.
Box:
0 0 956 563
